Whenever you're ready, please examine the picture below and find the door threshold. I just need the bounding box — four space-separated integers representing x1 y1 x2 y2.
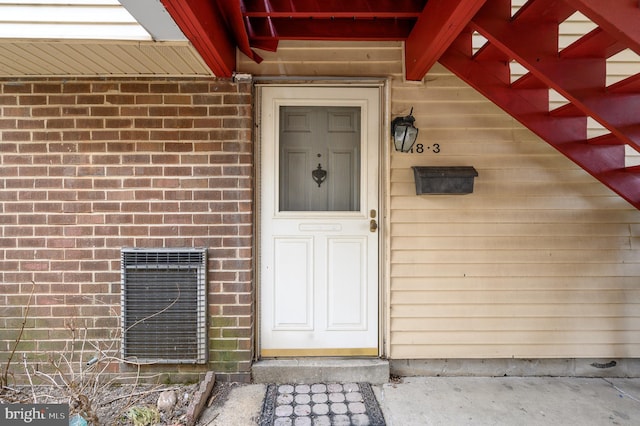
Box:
252 358 389 385
261 348 378 357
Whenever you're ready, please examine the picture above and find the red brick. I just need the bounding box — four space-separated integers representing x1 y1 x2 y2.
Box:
224 94 251 104
21 260 49 271
3 83 31 93
120 130 149 140
92 130 119 140
149 201 177 212
150 226 179 236
134 190 163 200
91 82 119 92
0 119 17 129
178 130 209 140
164 142 193 152
193 94 223 105
48 190 77 201
163 214 193 224
17 238 46 249
135 118 163 128
120 225 149 236
135 95 162 104
91 106 119 116
209 129 238 140
80 261 109 271
136 141 164 151
179 82 210 93
122 154 151 166
0 94 21 105
150 83 179 93
3 107 30 117
63 131 91 141
34 83 62 93
164 118 193 128
150 130 180 140
137 214 163 224
76 237 106 248
46 118 74 129
105 118 132 128
49 95 76 105
64 249 93 260
33 203 62 213
3 131 31 141
47 215 77 226
77 95 105 104
106 142 135 152
106 95 135 104
33 131 62 141
121 83 149 93
164 95 191 104
120 106 148 116
63 178 92 189
149 106 178 116
209 105 239 116
76 118 103 128
62 82 91 93
0 143 17 154
193 117 223 128
18 95 47 106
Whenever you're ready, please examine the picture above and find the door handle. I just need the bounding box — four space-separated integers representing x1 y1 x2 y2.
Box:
370 219 378 232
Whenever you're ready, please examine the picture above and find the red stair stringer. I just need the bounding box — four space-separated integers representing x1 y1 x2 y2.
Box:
438 0 640 209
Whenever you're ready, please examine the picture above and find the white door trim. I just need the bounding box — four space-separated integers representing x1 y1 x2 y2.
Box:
255 81 387 358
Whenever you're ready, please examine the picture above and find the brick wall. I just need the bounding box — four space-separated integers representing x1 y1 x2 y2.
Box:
0 77 254 384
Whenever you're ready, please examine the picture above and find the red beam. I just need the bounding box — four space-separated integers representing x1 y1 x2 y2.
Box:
161 0 236 77
564 0 640 55
241 0 426 15
247 17 415 41
216 1 263 63
405 0 487 81
560 27 626 59
243 11 420 18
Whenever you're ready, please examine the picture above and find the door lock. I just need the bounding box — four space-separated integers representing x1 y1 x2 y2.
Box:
370 219 378 232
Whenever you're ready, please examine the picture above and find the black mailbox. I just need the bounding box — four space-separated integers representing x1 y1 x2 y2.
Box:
412 166 478 195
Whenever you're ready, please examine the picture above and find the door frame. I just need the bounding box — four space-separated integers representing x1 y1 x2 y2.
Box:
254 79 390 359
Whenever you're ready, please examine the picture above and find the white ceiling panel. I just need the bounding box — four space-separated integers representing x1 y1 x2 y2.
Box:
0 0 186 41
0 40 213 76
0 1 207 76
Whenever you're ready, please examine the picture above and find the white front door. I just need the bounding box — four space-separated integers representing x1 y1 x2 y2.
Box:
259 85 380 357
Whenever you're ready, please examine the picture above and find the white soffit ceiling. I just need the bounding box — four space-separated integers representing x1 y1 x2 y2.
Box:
0 0 155 40
0 0 212 76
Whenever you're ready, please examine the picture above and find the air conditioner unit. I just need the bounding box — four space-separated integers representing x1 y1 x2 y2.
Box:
121 248 207 364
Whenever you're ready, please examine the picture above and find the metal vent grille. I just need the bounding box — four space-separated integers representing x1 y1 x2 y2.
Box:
121 248 207 364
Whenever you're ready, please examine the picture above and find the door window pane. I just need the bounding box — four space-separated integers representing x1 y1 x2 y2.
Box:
279 106 361 212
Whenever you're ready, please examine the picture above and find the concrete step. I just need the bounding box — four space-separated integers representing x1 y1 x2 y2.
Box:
251 358 389 385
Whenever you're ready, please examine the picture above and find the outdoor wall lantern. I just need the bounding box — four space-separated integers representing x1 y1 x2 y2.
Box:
391 107 419 152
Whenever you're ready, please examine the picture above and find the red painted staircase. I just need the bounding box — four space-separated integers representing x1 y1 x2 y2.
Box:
439 0 640 209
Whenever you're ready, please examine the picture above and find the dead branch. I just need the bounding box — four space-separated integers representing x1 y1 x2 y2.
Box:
2 282 35 388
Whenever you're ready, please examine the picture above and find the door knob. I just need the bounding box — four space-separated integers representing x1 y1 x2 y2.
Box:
370 219 378 232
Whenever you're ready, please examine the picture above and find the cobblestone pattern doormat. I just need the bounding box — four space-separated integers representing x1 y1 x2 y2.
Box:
258 382 386 426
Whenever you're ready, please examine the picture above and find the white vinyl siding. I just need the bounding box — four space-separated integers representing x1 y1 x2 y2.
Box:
241 38 640 360
391 63 640 358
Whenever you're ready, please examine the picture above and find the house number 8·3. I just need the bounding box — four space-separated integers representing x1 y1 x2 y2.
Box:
410 143 440 154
